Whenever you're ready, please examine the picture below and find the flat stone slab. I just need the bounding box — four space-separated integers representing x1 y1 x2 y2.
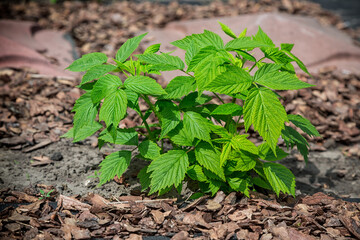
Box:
142 13 360 82
0 20 77 77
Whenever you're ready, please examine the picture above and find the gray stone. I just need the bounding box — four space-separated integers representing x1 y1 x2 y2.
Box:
141 13 360 83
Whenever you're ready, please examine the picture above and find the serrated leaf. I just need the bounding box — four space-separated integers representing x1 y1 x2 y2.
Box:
244 87 288 154
258 143 289 161
281 43 294 52
185 41 199 66
229 150 257 172
62 121 102 142
188 46 228 92
206 65 253 94
255 68 314 90
171 30 224 50
67 52 108 72
220 142 232 167
168 122 193 147
211 103 243 116
157 100 181 139
148 150 189 194
225 36 271 50
81 65 117 85
231 134 258 155
288 114 320 137
124 75 166 95
252 177 272 190
183 111 211 142
144 43 161 54
73 92 99 136
283 50 310 75
124 89 139 112
99 88 127 127
187 165 207 182
281 126 309 163
236 50 256 62
98 150 131 186
219 21 237 39
138 166 151 191
139 140 161 160
116 33 147 62
164 76 196 99
264 48 294 66
195 142 225 181
179 92 212 109
252 26 275 47
263 162 296 197
91 74 122 103
207 178 222 196
227 175 250 197
137 53 184 71
208 124 232 139
98 128 138 145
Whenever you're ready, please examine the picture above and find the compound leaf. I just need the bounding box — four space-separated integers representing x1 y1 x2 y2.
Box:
157 100 181 139
183 111 211 142
139 140 161 160
195 142 225 181
263 162 296 197
258 143 289 161
164 76 196 99
124 75 166 95
148 150 189 194
187 165 207 182
207 65 253 94
116 33 147 62
99 88 127 127
137 53 185 71
99 150 131 186
244 87 288 154
225 36 271 50
171 30 224 50
98 127 138 145
67 52 108 72
81 65 117 85
288 114 320 137
91 74 122 103
231 134 258 155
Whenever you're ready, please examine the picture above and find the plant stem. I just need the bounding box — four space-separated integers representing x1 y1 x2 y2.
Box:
186 147 195 153
180 69 194 78
137 108 153 140
213 92 225 104
249 57 266 72
142 94 161 122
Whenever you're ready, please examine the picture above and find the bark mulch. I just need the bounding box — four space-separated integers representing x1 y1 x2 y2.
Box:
0 188 359 239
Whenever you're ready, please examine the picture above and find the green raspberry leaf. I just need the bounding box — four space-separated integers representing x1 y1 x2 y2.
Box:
99 150 131 186
195 142 225 181
91 74 122 103
288 114 320 137
99 88 127 128
281 126 309 163
81 65 117 85
62 121 102 143
137 53 185 71
179 92 212 109
168 122 194 147
164 76 196 99
219 21 237 39
252 26 275 47
67 52 108 72
207 65 253 95
139 140 161 160
116 33 147 63
229 151 257 172
211 103 243 116
138 166 151 192
258 143 289 161
183 111 211 142
254 64 314 90
157 100 181 139
244 87 288 154
227 175 250 197
263 162 296 197
144 44 161 54
187 165 207 182
171 30 224 50
124 75 166 95
231 134 259 155
73 92 99 136
225 36 272 50
148 150 189 194
98 127 138 146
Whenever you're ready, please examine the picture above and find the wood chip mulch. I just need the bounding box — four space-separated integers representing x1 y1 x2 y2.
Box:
0 188 359 239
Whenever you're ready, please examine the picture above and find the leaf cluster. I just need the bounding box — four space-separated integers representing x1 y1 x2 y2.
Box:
64 23 320 197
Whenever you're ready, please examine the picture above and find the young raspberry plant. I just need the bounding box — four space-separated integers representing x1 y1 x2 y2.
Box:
63 22 320 197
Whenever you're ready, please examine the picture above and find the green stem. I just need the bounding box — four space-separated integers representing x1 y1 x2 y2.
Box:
142 94 161 122
180 69 194 78
213 92 225 104
138 108 153 140
249 57 266 72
